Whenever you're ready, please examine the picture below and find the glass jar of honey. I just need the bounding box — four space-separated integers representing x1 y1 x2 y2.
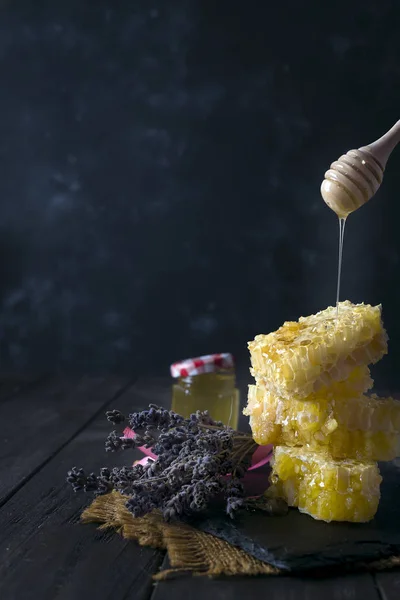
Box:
170 353 240 429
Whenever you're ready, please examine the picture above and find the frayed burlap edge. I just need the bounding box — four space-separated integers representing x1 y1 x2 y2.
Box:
81 491 277 579
81 492 400 580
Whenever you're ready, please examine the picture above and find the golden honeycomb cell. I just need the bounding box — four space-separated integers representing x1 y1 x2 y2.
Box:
268 446 382 522
249 301 388 400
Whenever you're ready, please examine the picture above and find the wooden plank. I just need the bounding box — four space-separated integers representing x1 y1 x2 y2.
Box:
0 377 171 600
0 375 132 506
375 571 400 600
0 373 45 402
152 557 381 600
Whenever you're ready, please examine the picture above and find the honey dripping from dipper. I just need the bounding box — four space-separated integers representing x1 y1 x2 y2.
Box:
320 119 400 315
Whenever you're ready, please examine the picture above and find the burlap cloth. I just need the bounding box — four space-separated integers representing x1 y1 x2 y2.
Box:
81 491 400 580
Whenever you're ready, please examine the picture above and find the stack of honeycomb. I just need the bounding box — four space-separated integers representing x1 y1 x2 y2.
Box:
244 300 400 522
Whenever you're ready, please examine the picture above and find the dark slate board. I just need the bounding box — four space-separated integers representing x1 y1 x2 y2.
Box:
375 570 400 600
189 461 400 573
152 556 381 600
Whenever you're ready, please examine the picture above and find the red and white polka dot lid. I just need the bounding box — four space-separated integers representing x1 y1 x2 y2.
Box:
170 353 235 378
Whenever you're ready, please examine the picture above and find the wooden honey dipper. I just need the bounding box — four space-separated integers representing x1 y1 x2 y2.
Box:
321 119 400 218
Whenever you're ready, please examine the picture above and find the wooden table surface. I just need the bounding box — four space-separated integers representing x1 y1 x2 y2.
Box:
1 374 399 600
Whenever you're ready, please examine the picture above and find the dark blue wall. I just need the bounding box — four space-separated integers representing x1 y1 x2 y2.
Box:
0 0 399 386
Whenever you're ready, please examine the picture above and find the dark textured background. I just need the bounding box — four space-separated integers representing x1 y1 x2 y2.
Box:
0 0 399 386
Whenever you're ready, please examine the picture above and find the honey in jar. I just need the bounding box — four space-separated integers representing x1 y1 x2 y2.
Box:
170 353 240 429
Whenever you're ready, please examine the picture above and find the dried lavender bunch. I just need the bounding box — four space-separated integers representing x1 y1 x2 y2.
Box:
67 405 258 521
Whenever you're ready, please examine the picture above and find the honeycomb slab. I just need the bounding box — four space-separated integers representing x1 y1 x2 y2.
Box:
268 446 382 523
249 301 388 400
245 385 400 460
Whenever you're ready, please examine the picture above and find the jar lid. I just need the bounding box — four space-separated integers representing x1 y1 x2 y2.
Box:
170 353 234 378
